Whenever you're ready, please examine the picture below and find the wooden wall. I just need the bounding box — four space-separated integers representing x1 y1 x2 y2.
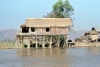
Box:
23 27 68 35
91 35 98 40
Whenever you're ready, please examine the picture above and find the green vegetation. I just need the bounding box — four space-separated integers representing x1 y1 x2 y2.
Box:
0 39 16 49
0 43 15 49
45 0 74 18
23 44 27 48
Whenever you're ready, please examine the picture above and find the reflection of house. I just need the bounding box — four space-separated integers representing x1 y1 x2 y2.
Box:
15 18 72 48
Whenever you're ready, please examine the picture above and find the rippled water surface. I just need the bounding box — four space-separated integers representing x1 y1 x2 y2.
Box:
0 47 100 67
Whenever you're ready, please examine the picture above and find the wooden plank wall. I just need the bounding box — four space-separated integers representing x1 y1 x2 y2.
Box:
29 27 68 35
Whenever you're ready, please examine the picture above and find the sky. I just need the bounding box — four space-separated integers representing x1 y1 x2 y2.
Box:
0 0 100 31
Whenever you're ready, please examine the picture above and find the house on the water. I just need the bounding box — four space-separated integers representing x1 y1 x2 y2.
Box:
91 27 100 40
15 18 72 48
76 27 100 42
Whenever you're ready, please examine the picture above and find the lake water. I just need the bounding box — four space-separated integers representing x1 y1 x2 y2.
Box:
0 47 100 67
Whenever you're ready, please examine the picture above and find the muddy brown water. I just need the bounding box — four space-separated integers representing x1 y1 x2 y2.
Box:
0 47 100 67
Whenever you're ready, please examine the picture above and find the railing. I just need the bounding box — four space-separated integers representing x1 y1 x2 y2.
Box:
15 32 68 36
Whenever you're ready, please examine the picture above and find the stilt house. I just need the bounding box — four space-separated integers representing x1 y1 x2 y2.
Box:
15 18 72 48
90 27 100 41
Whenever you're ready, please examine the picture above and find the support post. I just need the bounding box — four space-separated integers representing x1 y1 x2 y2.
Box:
50 35 52 48
64 35 67 48
21 35 23 48
16 36 19 48
36 36 38 48
18 37 20 48
66 35 69 47
63 35 65 48
28 36 30 49
42 35 45 48
58 35 60 48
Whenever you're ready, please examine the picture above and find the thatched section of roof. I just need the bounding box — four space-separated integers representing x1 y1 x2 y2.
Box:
20 24 26 28
80 36 86 40
90 30 98 35
84 31 90 35
23 18 72 27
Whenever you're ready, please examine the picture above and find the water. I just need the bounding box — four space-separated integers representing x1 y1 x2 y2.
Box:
0 47 100 67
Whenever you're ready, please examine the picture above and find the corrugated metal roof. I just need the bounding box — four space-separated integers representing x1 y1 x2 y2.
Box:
93 27 100 32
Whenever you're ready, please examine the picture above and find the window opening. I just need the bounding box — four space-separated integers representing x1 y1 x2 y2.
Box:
46 28 50 32
22 27 29 33
31 27 35 32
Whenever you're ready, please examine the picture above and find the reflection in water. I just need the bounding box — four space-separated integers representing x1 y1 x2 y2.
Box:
17 48 72 67
0 47 100 67
18 48 68 57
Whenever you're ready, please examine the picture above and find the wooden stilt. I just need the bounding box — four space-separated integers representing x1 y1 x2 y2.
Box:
64 35 67 48
42 35 45 48
58 35 60 48
63 35 65 48
15 36 18 48
17 36 19 48
21 35 23 48
50 35 52 48
66 35 68 48
28 36 30 49
36 35 38 48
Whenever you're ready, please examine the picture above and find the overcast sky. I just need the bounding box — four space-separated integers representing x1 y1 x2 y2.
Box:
0 0 100 31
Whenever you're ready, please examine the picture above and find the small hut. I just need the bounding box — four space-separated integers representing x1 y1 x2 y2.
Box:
15 18 72 48
84 31 91 42
91 27 100 36
84 31 90 36
90 30 98 41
